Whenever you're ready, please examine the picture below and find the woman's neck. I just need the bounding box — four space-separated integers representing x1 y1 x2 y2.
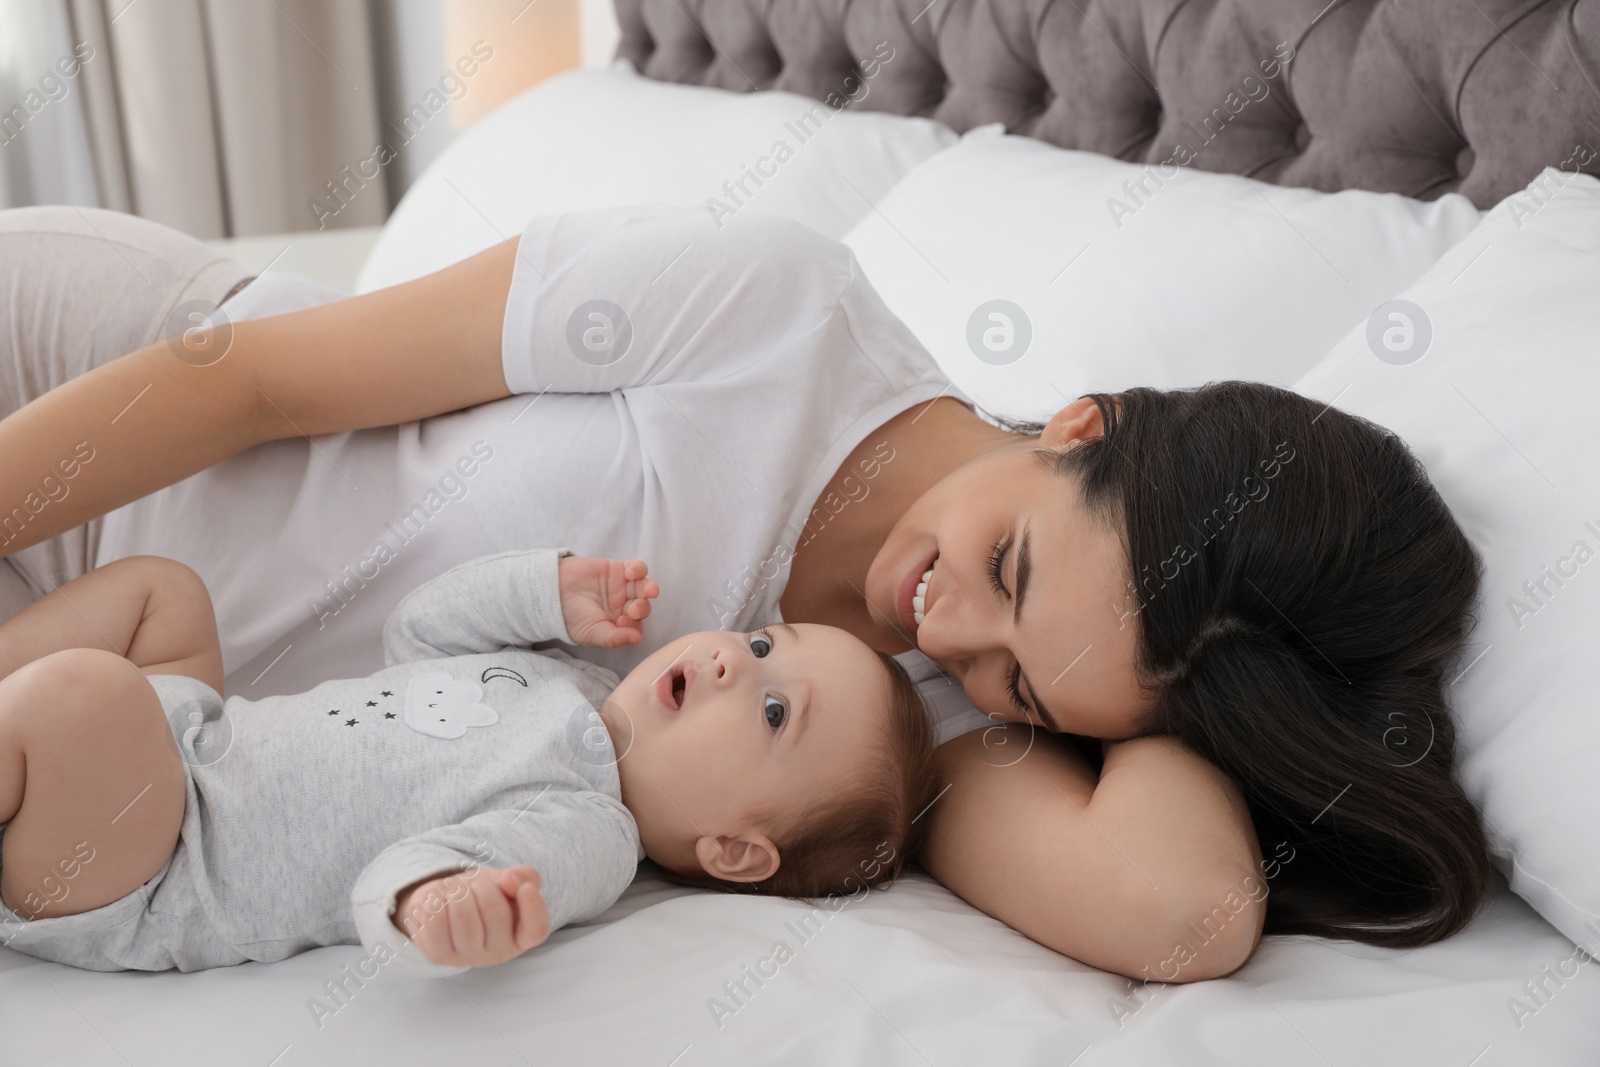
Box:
779 397 1020 652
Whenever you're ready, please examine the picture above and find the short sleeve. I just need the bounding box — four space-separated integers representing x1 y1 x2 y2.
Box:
499 204 856 395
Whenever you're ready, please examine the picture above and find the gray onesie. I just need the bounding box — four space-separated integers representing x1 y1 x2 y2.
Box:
0 549 643 977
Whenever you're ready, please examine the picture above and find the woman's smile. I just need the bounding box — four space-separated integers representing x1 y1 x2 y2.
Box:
911 564 937 627
896 549 939 637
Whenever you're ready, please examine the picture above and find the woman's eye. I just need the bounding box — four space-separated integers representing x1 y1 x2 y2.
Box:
1006 663 1031 718
748 633 773 658
763 694 788 731
987 537 1011 597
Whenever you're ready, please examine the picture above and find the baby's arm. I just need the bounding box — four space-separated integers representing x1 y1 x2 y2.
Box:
381 550 657 665
350 793 640 977
0 556 223 694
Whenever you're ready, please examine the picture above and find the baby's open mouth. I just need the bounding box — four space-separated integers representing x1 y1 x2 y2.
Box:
656 660 694 712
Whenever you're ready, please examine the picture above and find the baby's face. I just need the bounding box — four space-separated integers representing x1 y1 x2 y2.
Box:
601 623 892 869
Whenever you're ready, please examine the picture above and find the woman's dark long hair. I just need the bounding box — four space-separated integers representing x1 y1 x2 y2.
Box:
1026 382 1491 946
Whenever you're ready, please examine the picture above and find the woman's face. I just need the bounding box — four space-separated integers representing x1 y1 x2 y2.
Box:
863 399 1154 738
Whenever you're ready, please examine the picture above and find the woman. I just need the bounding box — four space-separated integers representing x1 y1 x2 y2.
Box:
0 203 1490 982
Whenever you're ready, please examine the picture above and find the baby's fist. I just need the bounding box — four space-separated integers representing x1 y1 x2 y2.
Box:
558 556 659 648
394 866 549 969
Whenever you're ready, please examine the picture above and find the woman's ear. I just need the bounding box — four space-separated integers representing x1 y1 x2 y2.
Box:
695 833 779 883
1040 395 1110 448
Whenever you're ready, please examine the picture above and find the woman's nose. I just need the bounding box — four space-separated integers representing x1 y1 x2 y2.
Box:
917 628 984 702
915 589 982 669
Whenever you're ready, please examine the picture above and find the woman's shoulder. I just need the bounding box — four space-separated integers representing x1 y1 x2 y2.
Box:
505 202 941 393
530 202 855 293
609 202 852 267
674 205 859 317
644 205 942 387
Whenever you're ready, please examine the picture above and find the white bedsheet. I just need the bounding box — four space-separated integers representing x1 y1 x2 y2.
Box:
3 869 1596 1065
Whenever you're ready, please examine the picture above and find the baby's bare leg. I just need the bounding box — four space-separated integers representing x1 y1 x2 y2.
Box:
0 555 223 695
0 648 185 920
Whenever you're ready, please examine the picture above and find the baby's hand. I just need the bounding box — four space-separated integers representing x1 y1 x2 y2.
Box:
394 866 550 969
557 556 660 648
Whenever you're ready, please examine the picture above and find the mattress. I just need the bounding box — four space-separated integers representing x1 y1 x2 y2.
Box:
3 867 1596 1065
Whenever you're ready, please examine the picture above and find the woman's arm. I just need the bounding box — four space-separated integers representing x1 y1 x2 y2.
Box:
917 727 1265 982
0 239 521 558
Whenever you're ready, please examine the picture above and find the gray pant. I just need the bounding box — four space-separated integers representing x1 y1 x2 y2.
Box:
0 206 252 620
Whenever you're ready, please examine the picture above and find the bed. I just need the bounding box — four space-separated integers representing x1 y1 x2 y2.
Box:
5 0 1600 1063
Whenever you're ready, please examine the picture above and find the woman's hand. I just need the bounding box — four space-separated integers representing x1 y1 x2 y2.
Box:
557 557 660 647
393 865 550 969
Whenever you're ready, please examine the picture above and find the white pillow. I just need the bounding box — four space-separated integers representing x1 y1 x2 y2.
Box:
842 127 1481 420
1293 169 1600 949
356 64 956 292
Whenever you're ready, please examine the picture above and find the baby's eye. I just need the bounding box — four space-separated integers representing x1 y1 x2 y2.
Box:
763 694 788 732
748 632 773 658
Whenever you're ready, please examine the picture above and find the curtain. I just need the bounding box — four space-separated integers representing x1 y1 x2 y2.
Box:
0 0 102 210
1 0 387 237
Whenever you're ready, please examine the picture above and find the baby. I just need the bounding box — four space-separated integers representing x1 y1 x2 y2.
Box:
0 549 936 976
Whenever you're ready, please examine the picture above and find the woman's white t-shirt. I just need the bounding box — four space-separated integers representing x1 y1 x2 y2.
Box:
93 204 992 745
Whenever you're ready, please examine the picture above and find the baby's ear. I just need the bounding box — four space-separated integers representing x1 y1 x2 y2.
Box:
695 833 778 883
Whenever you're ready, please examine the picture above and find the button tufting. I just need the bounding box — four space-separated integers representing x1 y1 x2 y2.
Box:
1456 145 1475 176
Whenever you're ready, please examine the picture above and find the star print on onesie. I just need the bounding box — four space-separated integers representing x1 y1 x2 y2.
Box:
324 665 529 736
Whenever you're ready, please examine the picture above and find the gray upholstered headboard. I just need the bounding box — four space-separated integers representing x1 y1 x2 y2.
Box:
613 0 1600 208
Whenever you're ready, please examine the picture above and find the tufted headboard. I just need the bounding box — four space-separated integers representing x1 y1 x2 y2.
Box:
613 0 1600 208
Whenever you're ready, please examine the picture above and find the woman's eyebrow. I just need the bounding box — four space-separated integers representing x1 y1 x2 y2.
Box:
1013 526 1033 624
1011 526 1064 728
1011 525 1060 728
